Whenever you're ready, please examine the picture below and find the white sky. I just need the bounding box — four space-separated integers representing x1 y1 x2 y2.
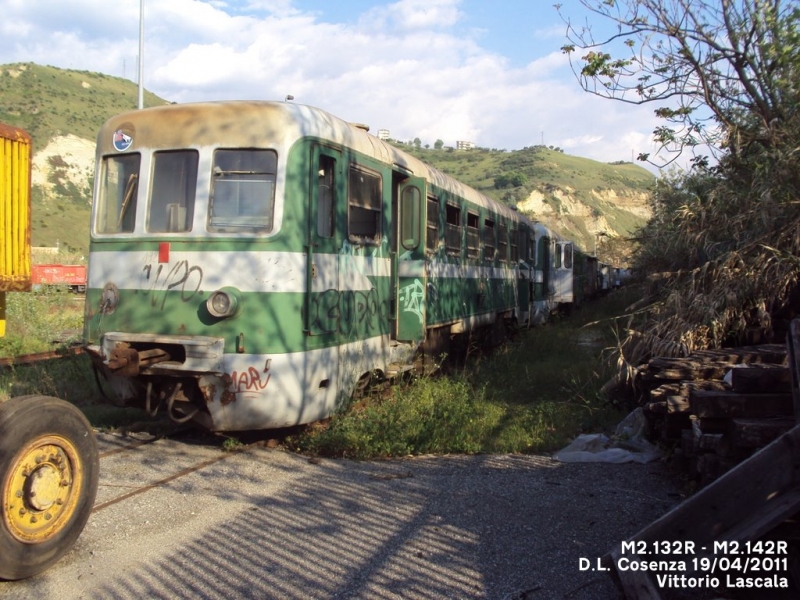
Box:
0 0 678 171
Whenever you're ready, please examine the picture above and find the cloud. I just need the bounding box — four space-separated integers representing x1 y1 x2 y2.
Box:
0 0 672 171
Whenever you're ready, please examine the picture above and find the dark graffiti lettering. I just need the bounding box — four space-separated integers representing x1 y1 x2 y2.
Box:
309 287 389 336
140 260 204 310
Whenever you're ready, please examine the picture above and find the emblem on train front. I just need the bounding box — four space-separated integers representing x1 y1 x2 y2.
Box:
113 129 133 151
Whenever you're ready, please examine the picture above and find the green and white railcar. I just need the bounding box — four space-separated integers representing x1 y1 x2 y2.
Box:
84 101 569 431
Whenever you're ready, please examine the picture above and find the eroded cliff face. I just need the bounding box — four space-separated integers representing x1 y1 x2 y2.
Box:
590 188 652 219
32 134 95 203
518 186 651 219
517 185 652 262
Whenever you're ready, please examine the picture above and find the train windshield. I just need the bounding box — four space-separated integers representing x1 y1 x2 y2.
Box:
208 149 277 233
97 154 141 233
147 150 198 233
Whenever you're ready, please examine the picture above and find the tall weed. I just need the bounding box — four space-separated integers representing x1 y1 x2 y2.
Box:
0 289 83 357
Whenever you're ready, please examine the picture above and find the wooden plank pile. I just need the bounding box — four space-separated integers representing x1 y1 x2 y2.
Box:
637 344 795 485
604 321 800 598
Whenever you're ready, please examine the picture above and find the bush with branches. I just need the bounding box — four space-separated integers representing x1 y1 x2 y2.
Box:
559 1 800 376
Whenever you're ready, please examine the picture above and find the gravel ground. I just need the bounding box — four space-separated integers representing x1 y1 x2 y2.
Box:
1 432 684 599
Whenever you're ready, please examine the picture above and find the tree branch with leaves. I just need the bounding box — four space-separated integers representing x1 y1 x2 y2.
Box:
558 0 800 167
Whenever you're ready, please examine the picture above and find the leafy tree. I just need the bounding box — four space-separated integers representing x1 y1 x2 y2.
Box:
558 1 800 366
434 139 444 150
494 172 528 189
413 137 422 149
558 0 800 167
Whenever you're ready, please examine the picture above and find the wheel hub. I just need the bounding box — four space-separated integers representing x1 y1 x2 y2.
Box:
2 437 83 543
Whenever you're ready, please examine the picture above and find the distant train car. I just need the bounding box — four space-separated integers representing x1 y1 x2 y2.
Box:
83 101 577 431
31 264 87 292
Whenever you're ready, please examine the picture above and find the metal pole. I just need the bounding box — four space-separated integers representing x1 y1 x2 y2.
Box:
138 0 144 109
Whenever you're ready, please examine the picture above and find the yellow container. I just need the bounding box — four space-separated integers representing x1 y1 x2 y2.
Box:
0 122 32 294
0 123 32 337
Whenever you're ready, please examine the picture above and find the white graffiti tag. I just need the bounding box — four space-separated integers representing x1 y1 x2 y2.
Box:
399 279 425 324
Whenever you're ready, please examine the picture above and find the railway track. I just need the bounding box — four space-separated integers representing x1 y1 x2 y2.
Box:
0 346 84 368
92 431 244 513
90 428 275 515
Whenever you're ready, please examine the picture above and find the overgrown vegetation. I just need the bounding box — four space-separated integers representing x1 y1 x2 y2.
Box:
0 288 83 357
561 1 800 372
289 289 636 458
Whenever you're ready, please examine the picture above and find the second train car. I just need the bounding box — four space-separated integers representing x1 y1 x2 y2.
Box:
83 101 576 431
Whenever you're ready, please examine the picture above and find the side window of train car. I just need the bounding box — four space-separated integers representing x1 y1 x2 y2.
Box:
148 150 198 233
517 227 530 265
466 211 479 259
484 218 495 261
208 149 277 233
445 203 461 255
317 155 335 238
564 242 573 269
348 165 382 244
400 185 421 250
97 153 141 233
425 196 439 253
498 221 508 262
510 227 519 262
555 242 562 268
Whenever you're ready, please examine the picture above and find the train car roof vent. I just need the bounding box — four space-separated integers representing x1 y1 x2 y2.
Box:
351 122 370 132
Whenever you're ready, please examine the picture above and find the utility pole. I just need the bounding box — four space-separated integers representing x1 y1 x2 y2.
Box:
138 0 144 109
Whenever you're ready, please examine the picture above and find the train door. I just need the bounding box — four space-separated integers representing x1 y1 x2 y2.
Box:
304 147 345 415
553 241 574 304
516 226 532 323
392 174 426 342
537 235 551 303
306 147 342 338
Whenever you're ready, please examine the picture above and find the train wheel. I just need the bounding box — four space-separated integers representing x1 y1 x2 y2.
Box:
0 395 99 580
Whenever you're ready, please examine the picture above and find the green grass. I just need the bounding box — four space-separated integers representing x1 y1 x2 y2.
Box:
0 288 84 357
0 353 96 405
289 287 639 458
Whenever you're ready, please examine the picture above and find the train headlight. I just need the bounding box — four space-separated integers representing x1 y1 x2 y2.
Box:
101 283 119 314
206 287 241 318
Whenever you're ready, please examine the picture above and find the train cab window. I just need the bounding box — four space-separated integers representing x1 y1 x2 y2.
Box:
209 149 277 233
148 150 198 233
317 155 335 238
400 186 421 250
564 243 573 269
498 222 508 262
484 218 495 261
555 243 562 268
466 212 479 259
348 165 382 244
97 153 141 233
445 203 461 255
425 196 439 252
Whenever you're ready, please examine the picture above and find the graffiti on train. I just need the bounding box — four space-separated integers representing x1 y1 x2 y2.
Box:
138 260 204 310
399 279 425 324
309 287 390 336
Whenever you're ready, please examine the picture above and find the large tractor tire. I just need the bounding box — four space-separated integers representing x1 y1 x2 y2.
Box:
0 395 99 580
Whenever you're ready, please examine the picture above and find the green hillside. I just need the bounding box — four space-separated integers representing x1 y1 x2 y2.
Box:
0 62 165 143
0 62 654 259
394 142 654 259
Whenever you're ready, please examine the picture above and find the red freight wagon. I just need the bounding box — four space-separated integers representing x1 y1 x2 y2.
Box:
31 264 87 292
